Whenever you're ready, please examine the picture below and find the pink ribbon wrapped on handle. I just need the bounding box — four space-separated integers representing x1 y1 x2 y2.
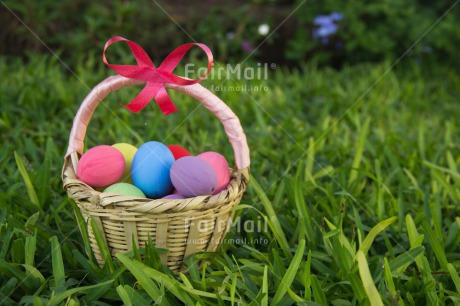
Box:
103 36 213 114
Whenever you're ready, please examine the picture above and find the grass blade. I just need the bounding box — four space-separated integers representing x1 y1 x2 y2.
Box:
311 275 327 306
70 201 96 263
14 151 40 208
24 231 36 266
116 254 170 305
48 280 114 306
116 285 133 306
251 177 290 254
90 218 115 273
383 258 396 297
348 273 367 303
420 257 441 304
422 222 448 271
271 239 305 304
348 118 370 186
359 217 397 256
303 250 312 300
305 137 315 179
117 284 152 305
389 246 424 273
179 273 207 305
294 162 314 246
261 265 268 306
0 258 38 290
49 236 65 288
117 253 240 303
356 250 383 306
22 264 45 291
448 263 460 293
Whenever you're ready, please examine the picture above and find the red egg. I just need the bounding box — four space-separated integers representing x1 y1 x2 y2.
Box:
197 152 230 194
167 144 191 160
77 145 125 188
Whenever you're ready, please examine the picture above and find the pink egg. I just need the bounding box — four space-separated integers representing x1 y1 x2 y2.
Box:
162 194 186 199
170 156 217 197
197 152 230 194
77 145 125 188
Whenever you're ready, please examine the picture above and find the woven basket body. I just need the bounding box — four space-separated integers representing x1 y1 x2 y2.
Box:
62 76 250 273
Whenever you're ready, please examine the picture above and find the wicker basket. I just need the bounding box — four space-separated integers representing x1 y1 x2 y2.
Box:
62 75 250 273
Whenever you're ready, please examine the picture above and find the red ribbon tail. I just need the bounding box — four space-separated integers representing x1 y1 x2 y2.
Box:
155 87 178 115
124 83 158 113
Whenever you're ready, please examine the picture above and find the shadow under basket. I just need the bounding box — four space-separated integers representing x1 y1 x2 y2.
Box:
62 75 250 273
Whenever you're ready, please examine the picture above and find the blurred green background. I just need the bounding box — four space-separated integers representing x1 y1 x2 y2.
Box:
1 0 459 67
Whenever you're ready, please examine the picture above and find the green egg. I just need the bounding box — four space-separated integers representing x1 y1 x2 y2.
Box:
112 143 137 183
103 183 146 198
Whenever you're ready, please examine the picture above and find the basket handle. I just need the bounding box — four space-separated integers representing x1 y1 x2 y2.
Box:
65 75 250 169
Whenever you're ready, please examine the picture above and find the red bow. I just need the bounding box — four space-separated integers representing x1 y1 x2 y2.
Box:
103 36 213 114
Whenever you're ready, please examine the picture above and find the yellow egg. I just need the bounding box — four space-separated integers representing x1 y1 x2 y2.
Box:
112 143 137 183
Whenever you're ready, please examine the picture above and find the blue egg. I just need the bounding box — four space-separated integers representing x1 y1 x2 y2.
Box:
131 141 175 198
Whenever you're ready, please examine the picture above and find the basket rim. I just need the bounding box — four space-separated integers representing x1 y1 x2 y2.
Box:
63 151 249 214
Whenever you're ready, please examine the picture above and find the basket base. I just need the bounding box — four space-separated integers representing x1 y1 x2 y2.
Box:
78 195 240 274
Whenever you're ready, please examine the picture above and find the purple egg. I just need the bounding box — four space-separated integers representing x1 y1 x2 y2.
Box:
170 156 217 197
162 194 186 199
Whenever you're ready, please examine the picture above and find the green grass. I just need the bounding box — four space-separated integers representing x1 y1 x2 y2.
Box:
0 54 459 305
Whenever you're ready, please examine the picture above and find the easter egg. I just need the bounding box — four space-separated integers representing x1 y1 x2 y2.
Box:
167 144 191 160
131 141 175 198
170 156 217 197
162 194 186 199
112 143 137 182
197 152 230 194
103 183 146 198
77 145 125 188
